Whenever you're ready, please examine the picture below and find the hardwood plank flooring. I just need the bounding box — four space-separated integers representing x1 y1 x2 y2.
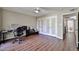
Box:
0 34 77 51
63 32 77 51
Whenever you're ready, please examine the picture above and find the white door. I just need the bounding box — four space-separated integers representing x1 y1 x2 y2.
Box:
67 20 74 32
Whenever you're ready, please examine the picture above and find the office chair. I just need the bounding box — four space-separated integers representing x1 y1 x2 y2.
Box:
12 27 24 44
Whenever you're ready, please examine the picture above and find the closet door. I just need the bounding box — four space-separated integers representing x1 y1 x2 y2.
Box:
49 16 56 35
40 19 43 33
42 17 50 34
37 16 57 36
37 19 40 32
42 18 47 33
37 18 43 33
45 18 50 34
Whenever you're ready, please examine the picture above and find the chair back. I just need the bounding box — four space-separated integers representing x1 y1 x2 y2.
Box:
13 27 24 37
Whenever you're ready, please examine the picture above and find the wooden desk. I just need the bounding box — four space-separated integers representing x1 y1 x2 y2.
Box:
2 31 8 42
0 30 12 43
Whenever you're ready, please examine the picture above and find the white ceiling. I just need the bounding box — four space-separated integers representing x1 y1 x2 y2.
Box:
3 7 79 17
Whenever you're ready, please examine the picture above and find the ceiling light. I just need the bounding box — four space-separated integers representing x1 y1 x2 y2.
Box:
34 7 40 14
70 16 76 19
34 10 39 13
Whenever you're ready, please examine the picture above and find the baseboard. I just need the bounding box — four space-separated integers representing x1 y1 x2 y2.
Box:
39 32 63 39
76 42 79 48
56 36 63 39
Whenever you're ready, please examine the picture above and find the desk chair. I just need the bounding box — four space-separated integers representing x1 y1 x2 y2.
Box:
12 27 24 44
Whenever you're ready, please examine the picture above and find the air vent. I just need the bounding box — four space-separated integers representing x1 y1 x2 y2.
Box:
70 8 77 11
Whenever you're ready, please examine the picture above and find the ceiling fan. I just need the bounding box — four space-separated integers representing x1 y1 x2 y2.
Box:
33 7 41 14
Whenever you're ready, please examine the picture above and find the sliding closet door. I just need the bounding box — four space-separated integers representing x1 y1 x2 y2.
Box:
37 19 41 33
40 19 43 33
37 18 43 33
49 17 56 35
37 16 57 36
45 18 50 34
42 18 49 34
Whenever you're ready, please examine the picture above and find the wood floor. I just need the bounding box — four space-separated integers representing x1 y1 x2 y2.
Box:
0 34 77 51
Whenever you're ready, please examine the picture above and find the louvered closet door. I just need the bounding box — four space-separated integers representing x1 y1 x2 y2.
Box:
40 19 43 33
42 18 50 34
49 17 56 35
37 18 43 33
42 18 47 33
37 16 57 36
37 19 40 32
45 18 50 34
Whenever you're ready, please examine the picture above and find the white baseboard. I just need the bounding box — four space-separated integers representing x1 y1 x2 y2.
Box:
39 32 63 39
56 36 63 39
76 42 79 47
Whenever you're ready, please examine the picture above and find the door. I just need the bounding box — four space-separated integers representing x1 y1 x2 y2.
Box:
67 20 75 32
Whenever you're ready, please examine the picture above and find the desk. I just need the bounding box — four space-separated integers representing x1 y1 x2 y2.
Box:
1 30 13 43
2 31 8 42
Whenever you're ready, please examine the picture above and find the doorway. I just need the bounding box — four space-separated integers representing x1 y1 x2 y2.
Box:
63 13 78 50
67 18 75 32
63 13 77 38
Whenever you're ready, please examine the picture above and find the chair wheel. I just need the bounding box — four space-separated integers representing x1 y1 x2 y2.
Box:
12 41 15 44
19 41 21 44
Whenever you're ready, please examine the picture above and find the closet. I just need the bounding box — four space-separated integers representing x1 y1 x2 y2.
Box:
37 16 57 36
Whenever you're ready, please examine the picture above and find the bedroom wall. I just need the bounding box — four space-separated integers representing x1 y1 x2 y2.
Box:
0 8 3 31
2 10 37 30
2 10 37 39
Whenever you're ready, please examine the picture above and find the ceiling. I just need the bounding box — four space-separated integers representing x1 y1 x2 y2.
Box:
2 7 79 17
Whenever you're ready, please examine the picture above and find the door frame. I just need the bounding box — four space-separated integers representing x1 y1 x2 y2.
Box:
62 12 77 38
62 12 78 48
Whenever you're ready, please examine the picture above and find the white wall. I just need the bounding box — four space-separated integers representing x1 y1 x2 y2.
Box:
2 10 37 39
2 10 37 30
0 8 2 30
